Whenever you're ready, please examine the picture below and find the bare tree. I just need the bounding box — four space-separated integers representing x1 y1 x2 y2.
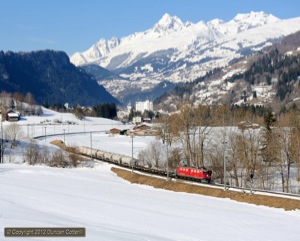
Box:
289 113 300 184
206 142 224 183
236 128 261 188
154 103 213 168
24 92 36 106
24 92 36 115
0 91 13 111
26 140 41 165
153 113 179 146
138 141 165 169
226 131 242 187
13 92 25 103
194 104 212 167
13 92 25 114
168 147 182 171
177 103 195 167
5 123 24 147
50 149 69 168
41 146 51 164
275 112 300 192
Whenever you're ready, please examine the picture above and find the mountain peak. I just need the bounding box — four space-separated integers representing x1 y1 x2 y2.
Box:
222 11 281 34
233 11 280 24
153 13 184 32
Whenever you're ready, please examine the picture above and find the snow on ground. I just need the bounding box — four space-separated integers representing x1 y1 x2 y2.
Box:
15 107 129 136
56 133 155 158
1 108 300 241
1 163 300 241
16 107 153 159
1 107 141 164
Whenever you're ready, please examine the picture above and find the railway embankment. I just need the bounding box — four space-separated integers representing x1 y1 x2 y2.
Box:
112 167 300 211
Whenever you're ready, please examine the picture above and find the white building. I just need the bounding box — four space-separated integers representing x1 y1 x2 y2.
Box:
127 102 132 113
132 116 142 124
135 100 153 113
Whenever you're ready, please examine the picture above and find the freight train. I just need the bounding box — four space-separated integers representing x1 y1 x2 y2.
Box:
76 146 212 183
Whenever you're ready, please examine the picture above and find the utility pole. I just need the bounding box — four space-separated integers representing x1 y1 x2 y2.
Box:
165 132 169 180
44 126 47 142
63 129 66 144
131 135 134 173
223 141 227 191
198 126 200 168
90 132 93 161
165 115 169 181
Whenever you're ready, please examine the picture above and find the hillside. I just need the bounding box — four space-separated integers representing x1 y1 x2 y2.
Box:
81 64 176 103
155 31 300 112
0 50 119 106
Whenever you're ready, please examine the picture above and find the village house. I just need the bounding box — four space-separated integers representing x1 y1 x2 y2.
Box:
109 128 121 135
109 128 130 136
6 110 20 122
132 116 142 124
129 123 156 136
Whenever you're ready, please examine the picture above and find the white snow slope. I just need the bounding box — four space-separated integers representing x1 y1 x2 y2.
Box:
1 163 300 241
0 107 300 241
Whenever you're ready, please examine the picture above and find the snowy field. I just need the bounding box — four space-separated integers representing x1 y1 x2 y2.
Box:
1 163 300 241
2 107 144 163
1 108 300 241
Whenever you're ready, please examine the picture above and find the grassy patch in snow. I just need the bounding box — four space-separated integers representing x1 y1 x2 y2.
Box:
112 167 300 211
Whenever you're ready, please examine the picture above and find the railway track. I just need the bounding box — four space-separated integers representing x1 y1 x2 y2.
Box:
94 157 300 201
36 131 300 201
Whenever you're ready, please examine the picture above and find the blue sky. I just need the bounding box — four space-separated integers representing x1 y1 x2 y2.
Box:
1 0 299 55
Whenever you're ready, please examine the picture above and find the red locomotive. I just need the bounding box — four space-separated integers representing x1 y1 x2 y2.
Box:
77 146 213 183
176 166 212 183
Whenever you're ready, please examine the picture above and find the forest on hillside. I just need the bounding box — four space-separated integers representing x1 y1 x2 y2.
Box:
0 50 119 106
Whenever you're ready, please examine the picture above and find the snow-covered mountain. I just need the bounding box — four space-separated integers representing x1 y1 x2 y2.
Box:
71 12 300 103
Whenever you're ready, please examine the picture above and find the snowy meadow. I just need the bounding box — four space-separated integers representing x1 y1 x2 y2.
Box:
1 108 300 241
